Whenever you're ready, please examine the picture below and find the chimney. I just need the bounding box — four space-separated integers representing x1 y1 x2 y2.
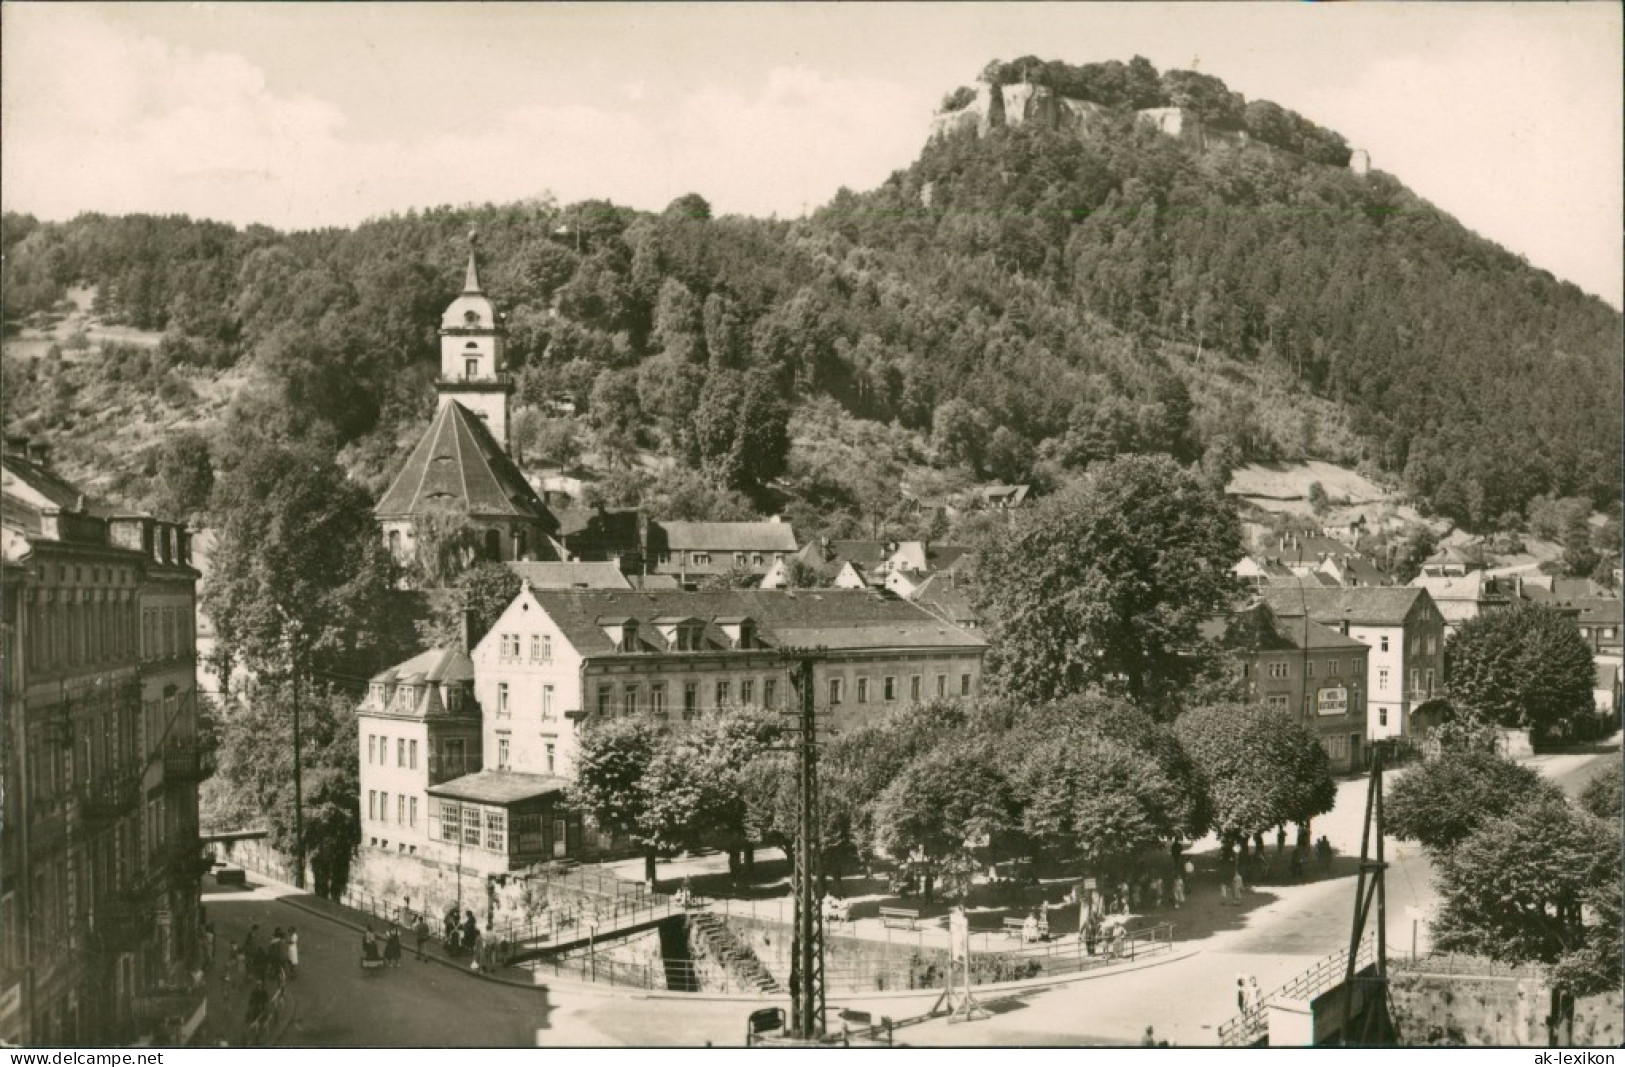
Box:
461 608 477 654
30 442 51 467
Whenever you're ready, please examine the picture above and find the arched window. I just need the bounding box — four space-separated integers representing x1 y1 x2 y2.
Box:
484 529 502 561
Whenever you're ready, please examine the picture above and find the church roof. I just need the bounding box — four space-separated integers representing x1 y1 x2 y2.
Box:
374 400 557 529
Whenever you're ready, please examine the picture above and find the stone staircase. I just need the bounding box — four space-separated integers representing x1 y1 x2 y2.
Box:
690 913 782 996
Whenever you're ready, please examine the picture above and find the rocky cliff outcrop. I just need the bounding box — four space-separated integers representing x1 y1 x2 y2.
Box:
930 77 1367 171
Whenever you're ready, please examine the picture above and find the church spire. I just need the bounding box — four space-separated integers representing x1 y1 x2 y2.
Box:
463 229 482 293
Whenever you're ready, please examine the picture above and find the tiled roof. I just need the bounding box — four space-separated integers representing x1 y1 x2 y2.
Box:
1262 585 1426 627
2 453 97 514
650 521 797 553
507 561 630 589
528 588 985 657
909 573 980 625
1411 573 1490 602
1571 598 1624 626
374 401 558 529
371 647 474 686
427 770 568 805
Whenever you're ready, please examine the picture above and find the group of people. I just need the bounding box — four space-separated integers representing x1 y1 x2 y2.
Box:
1078 912 1131 959
361 925 404 967
443 905 482 955
223 924 296 1042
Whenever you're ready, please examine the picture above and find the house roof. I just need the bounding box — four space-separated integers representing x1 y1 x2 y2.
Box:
1218 601 1371 653
909 573 980 625
797 539 971 576
427 770 569 805
526 587 985 657
1411 573 1492 602
2 453 102 516
1571 598 1624 626
506 561 630 589
556 505 640 546
1262 585 1427 627
374 401 558 529
370 647 474 687
650 521 797 553
1327 556 1390 586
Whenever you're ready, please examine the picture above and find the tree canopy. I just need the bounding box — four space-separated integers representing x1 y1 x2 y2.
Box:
1445 605 1596 735
1173 702 1336 845
202 441 407 683
977 454 1243 710
1385 748 1563 852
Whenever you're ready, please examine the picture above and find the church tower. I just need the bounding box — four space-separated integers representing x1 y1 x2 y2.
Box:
436 233 513 452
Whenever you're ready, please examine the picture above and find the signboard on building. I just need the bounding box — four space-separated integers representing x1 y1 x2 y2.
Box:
1317 686 1348 716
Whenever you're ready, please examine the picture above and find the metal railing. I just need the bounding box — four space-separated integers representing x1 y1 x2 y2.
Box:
1217 933 1377 1046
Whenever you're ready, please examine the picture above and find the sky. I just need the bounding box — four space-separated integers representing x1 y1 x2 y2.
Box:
3 3 1620 306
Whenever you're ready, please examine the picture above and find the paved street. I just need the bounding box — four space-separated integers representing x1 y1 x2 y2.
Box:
200 737 1616 1048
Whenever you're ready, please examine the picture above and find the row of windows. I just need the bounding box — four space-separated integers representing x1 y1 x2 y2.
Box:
1580 626 1619 640
497 633 553 663
657 552 784 568
593 677 780 719
494 682 556 719
366 789 420 828
1259 659 1365 680
436 800 506 852
367 734 419 769
828 673 973 705
491 734 558 773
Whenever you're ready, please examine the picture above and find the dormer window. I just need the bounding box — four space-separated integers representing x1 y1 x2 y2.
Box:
598 616 639 651
716 616 756 650
653 616 702 651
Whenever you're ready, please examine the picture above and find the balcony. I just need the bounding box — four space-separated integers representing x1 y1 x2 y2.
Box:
94 895 156 953
162 741 211 784
164 838 213 882
79 769 142 822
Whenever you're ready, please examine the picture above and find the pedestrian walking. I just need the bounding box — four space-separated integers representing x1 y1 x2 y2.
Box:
1276 825 1287 855
1172 874 1186 909
1232 870 1245 902
286 926 299 977
414 915 431 961
1084 914 1099 956
246 978 269 1040
1219 880 1231 906
1151 878 1164 910
1237 975 1249 1013
1316 836 1333 877
385 926 402 967
203 922 216 968
463 910 479 955
1142 1026 1157 1047
1249 975 1262 1012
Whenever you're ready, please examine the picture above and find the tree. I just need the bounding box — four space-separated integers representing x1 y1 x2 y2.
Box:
977 454 1244 709
1386 748 1563 851
1005 695 1209 878
152 429 214 520
202 684 361 898
531 416 582 472
413 561 522 652
1446 605 1596 737
1578 763 1622 823
871 740 1017 902
1433 797 1620 1039
1174 703 1336 849
663 193 712 222
932 399 990 473
203 441 407 683
568 718 677 886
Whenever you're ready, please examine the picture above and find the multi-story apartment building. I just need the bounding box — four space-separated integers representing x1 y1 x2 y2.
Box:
643 521 797 582
1214 601 1371 772
471 586 988 782
1264 586 1446 741
1 440 205 1046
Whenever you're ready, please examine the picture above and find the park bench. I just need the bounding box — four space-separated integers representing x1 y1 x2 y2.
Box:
1002 917 1027 937
879 907 920 930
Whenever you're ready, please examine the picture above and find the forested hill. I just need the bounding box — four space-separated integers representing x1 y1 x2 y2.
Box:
2 55 1619 534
